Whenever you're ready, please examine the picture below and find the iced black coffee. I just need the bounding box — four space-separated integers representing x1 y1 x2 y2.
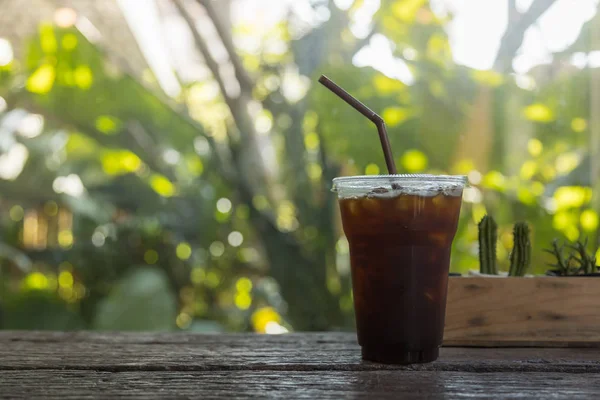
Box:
333 174 465 364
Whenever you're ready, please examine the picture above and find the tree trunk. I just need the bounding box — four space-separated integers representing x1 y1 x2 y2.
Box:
453 0 557 174
590 13 600 247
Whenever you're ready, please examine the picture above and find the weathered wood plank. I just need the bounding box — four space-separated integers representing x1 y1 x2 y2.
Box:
1 370 599 400
444 338 600 348
445 277 600 346
0 331 347 344
0 332 599 373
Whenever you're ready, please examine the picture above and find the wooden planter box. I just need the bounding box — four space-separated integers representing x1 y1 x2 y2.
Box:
443 277 600 347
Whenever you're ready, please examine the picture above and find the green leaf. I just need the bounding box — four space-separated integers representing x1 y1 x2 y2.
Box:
523 103 554 123
391 0 427 22
101 150 142 175
382 107 413 126
400 149 428 172
95 115 122 134
150 174 176 197
39 24 57 54
471 70 504 87
26 64 55 94
74 65 93 89
373 74 405 95
92 267 177 331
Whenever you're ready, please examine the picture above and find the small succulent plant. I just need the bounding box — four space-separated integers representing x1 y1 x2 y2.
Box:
544 237 599 276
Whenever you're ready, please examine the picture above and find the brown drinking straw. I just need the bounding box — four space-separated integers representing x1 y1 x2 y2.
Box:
318 75 397 174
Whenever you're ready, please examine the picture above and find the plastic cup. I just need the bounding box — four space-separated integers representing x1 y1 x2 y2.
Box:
332 174 466 364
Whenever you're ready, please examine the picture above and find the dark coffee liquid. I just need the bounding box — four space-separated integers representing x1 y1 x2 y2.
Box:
339 192 462 364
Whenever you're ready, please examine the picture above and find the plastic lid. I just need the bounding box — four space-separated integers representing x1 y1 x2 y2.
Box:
332 174 467 198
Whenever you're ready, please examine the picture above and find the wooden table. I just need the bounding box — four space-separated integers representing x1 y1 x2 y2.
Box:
1 332 599 399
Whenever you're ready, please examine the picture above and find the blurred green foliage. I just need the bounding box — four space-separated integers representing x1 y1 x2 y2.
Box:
0 0 598 332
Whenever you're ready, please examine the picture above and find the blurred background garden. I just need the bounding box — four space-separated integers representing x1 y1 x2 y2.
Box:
0 0 598 332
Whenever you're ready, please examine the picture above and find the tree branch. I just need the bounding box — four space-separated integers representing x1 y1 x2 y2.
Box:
494 0 557 72
195 0 282 115
4 90 180 181
173 0 270 193
173 0 345 328
590 9 600 247
508 0 519 23
124 120 176 179
196 0 254 93
173 0 236 113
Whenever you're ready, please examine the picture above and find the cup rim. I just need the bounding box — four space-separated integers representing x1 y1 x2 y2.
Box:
332 174 467 185
331 174 467 195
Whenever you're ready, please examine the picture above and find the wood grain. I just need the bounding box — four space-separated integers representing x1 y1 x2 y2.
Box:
1 370 599 400
1 332 600 373
444 277 600 346
0 332 599 399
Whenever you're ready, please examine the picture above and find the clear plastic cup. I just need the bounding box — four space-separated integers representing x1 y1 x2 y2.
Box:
332 174 466 364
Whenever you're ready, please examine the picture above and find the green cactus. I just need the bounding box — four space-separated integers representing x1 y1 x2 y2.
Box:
478 215 498 275
509 222 531 276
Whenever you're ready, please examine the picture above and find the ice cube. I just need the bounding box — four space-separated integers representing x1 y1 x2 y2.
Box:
362 197 381 214
424 290 436 303
429 232 447 247
346 199 360 216
395 196 413 211
431 194 446 207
